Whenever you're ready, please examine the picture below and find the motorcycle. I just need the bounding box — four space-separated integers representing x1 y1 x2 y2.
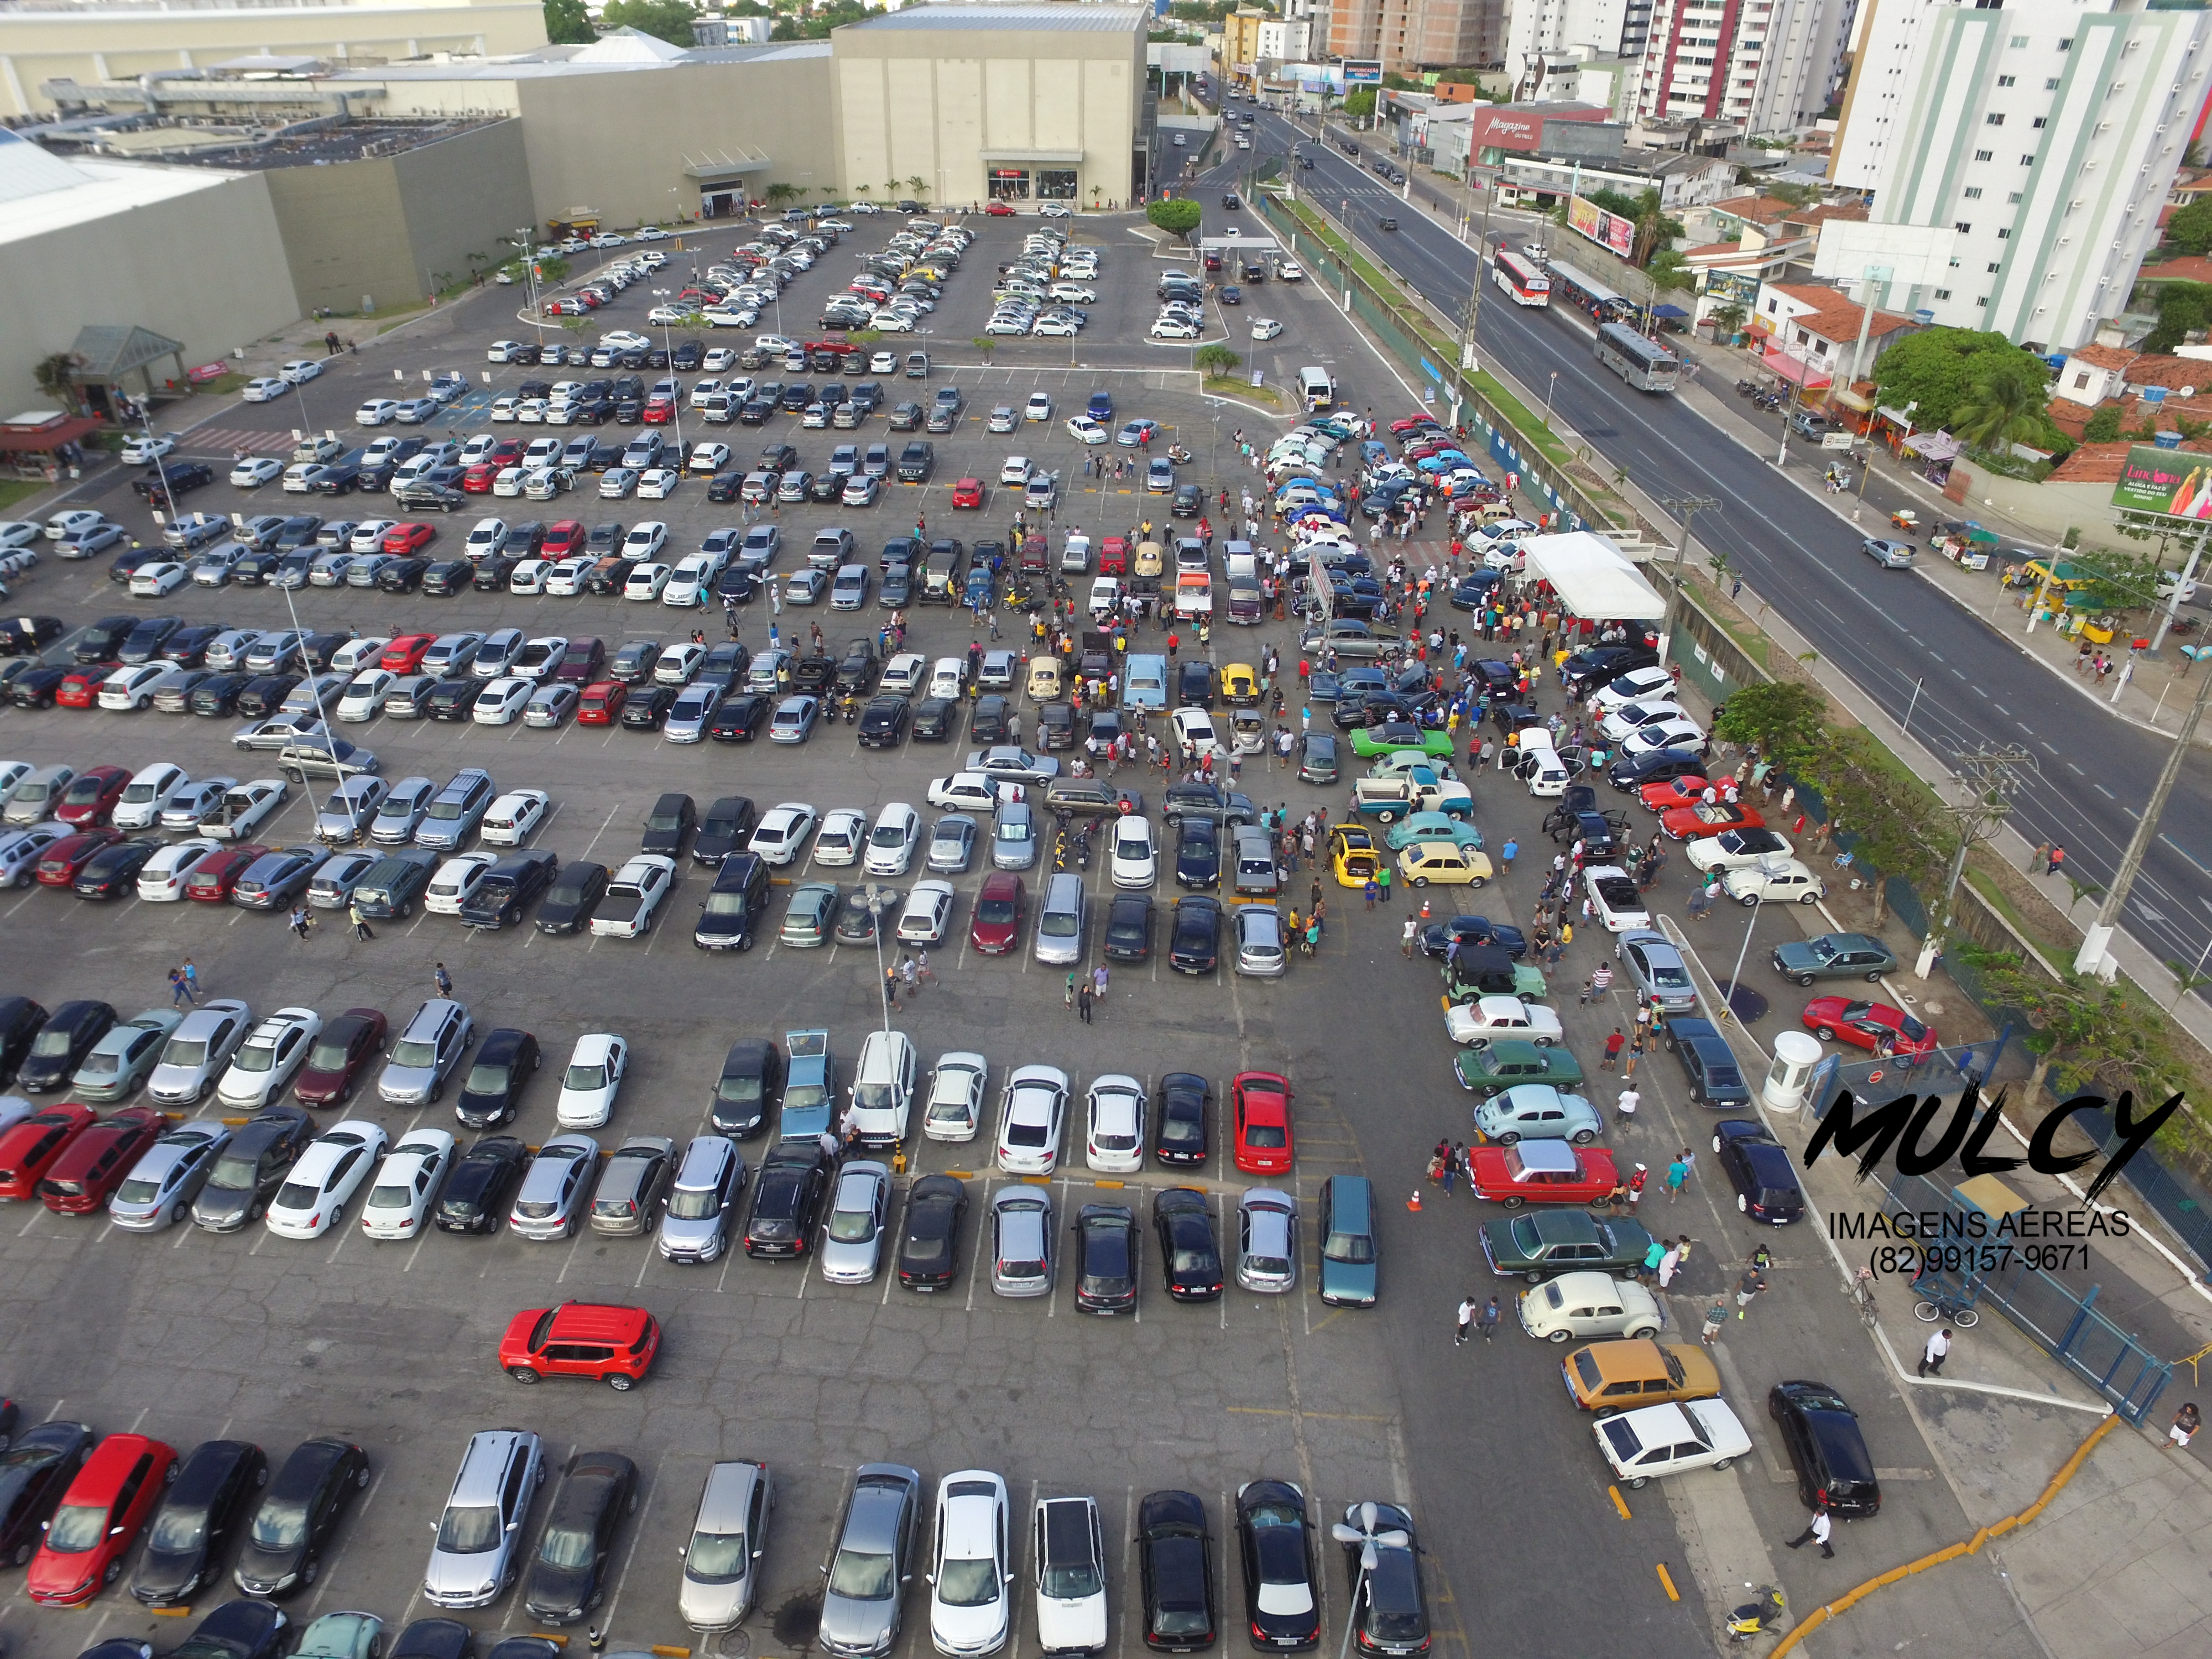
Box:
1735 380 1761 398
842 695 860 723
1726 1586 1787 1644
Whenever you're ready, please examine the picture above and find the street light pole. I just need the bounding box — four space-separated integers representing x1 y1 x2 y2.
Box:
1656 494 1719 664
2073 660 2212 976
1721 893 1763 1024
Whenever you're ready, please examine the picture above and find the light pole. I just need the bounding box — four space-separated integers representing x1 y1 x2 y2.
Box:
1656 494 1719 664
1541 371 1558 430
1721 892 1765 1025
1329 1505 1407 1659
649 290 688 451
514 229 545 343
2074 661 2212 976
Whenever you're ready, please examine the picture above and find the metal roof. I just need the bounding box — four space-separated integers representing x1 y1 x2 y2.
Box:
69 324 185 380
842 3 1145 33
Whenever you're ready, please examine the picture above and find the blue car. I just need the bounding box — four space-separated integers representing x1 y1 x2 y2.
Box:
781 1027 834 1139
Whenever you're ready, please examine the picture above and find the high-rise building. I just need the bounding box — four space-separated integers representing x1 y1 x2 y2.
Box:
1632 0 1855 135
1834 0 2212 350
1328 0 1501 75
1506 0 1652 100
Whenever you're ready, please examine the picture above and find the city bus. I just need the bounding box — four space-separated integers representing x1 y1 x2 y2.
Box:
1594 322 1681 393
1550 262 1631 323
1490 250 1551 307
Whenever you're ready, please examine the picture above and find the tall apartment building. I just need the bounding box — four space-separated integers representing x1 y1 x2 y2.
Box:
1632 0 1855 135
1506 0 1651 99
1328 0 1502 75
1834 0 2212 351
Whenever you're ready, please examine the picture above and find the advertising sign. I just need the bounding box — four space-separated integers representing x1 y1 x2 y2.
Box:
1567 195 1632 260
2112 444 2212 518
1343 59 1383 85
1703 269 1761 306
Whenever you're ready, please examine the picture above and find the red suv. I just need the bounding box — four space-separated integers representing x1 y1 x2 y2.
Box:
27 1432 178 1605
499 1301 660 1391
0 1104 99 1202
38 1105 163 1214
969 873 1024 955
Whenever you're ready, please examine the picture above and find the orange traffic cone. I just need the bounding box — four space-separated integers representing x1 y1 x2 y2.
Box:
1406 1191 1423 1212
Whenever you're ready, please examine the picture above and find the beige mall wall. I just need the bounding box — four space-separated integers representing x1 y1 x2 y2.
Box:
0 171 300 406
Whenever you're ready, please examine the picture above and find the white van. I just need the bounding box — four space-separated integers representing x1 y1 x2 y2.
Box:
1297 366 1335 413
848 1029 918 1146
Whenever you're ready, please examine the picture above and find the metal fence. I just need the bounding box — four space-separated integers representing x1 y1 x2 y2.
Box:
1879 1172 2173 1423
2056 1096 2212 1272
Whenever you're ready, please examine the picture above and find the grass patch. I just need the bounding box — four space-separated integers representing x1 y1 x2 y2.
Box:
0 478 50 512
1204 377 1282 406
1963 866 2077 966
195 373 250 398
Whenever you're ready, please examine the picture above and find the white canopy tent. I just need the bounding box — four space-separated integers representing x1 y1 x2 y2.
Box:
1518 531 1666 620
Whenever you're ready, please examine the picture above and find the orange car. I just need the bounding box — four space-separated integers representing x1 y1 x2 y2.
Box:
1638 775 1710 813
1658 800 1764 842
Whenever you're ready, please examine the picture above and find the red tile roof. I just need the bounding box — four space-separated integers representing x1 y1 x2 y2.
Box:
2138 256 2212 286
2048 439 2212 485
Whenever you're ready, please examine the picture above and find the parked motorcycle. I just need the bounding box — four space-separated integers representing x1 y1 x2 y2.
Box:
1725 1586 1787 1644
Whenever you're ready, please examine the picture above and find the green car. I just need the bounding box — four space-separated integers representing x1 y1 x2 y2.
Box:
1384 812 1483 852
1317 1174 1378 1306
779 881 839 947
1442 952 1548 1004
1769 931 1899 987
295 1613 384 1659
1454 1039 1585 1096
67 1008 184 1102
1348 724 1457 760
1478 1209 1657 1281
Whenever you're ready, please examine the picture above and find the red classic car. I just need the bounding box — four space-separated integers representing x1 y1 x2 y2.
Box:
1639 776 1713 813
55 765 132 827
27 1432 178 1605
1658 801 1766 842
0 1104 100 1202
951 478 985 510
35 828 125 886
184 845 268 902
1232 1071 1295 1175
1802 997 1939 1058
499 1302 660 1389
38 1105 164 1214
1469 1140 1621 1208
577 681 628 726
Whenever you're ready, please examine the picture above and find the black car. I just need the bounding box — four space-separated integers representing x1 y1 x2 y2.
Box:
435 1135 530 1233
1138 1489 1217 1652
191 1105 316 1232
232 1436 369 1598
524 1451 639 1625
1174 820 1219 890
1152 1187 1223 1301
535 860 609 934
620 685 677 729
1171 483 1203 519
743 1140 832 1258
641 792 696 857
0 1418 93 1566
456 1027 540 1129
161 624 226 666
0 995 49 1086
390 1619 477 1659
133 461 214 501
1103 893 1154 962
912 696 959 742
17 997 116 1092
189 673 249 716
71 838 162 900
1340 1503 1428 1657
1607 747 1703 791
1155 1073 1211 1166
117 615 183 664
896 1173 969 1291
233 675 300 719
858 695 909 747
133 1439 269 1607
460 850 560 931
1160 782 1258 826
1235 1481 1321 1650
1767 1381 1880 1516
609 640 662 684
694 853 769 951
1419 915 1526 960
709 1037 782 1139
166 1599 290 1659
9 665 69 708
693 796 760 867
1712 1120 1805 1224
708 695 771 742
1664 1017 1752 1109
0 615 65 655
1168 896 1220 974
74 614 139 663
1447 571 1504 611
472 555 520 592
1561 644 1659 696
792 658 837 698
1073 1202 1139 1314
421 559 473 596
1176 660 1214 709
424 677 480 721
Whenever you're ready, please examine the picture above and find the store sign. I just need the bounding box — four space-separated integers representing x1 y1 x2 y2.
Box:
2112 444 2212 518
1343 59 1383 85
1567 195 1632 260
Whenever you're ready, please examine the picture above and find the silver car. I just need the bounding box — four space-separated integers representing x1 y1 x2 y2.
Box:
3 764 74 827
315 776 390 844
378 998 474 1105
1615 929 1697 1014
422 1428 545 1608
679 1459 775 1631
69 1010 183 1102
508 1133 601 1240
818 1160 891 1285
1235 1188 1298 1294
108 1120 230 1231
927 814 978 874
588 1134 675 1237
659 1134 748 1264
1234 905 1287 977
990 1187 1055 1298
371 775 437 844
819 1464 924 1659
146 998 252 1107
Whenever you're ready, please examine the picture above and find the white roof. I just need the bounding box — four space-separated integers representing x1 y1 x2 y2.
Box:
1517 531 1666 622
0 131 236 248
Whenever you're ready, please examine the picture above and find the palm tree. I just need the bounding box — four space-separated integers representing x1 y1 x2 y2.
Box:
1707 302 1747 343
33 352 83 404
1627 187 1670 268
885 180 901 202
1089 185 1103 212
855 184 872 202
1950 355 2053 451
907 176 930 202
1194 344 1242 378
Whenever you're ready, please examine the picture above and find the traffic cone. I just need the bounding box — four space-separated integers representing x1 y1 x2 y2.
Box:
1406 1191 1423 1212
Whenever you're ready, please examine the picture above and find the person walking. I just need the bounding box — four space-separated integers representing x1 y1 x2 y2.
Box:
1093 964 1108 1001
1601 1029 1624 1071
1616 1086 1640 1126
1455 1296 1477 1347
2168 1402 2201 1450
169 966 191 1008
349 898 374 941
2046 843 2067 877
1363 877 1379 911
1735 1261 1768 1318
180 959 200 1003
1918 1326 1952 1378
1665 1152 1690 1202
1477 1295 1501 1343
1700 1301 1727 1346
1077 982 1094 1024
1785 1506 1834 1559
1639 1237 1666 1284
434 962 452 998
1656 1239 1684 1290
1401 917 1417 957
1442 1141 1463 1195
1065 972 1077 1009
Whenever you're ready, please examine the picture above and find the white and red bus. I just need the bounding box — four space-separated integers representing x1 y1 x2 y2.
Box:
1490 250 1552 308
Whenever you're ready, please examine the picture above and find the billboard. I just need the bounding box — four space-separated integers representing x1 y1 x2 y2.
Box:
2112 445 2212 518
1703 269 1761 305
1467 102 1609 155
1343 59 1383 84
1540 119 1625 163
1568 195 1632 260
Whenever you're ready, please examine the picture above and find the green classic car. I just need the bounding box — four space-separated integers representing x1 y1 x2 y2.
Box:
1443 950 1548 1005
1384 811 1483 852
295 1613 384 1659
1768 931 1900 987
1348 722 1458 760
1478 1209 1656 1281
1454 1039 1586 1096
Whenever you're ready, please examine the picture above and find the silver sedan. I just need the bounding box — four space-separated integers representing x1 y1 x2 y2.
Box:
818 1160 891 1285
109 1121 231 1230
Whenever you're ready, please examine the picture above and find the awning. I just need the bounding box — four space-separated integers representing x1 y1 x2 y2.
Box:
1902 431 1963 461
0 415 100 453
1652 304 1690 319
1518 530 1666 622
1829 385 1874 412
1759 346 1832 389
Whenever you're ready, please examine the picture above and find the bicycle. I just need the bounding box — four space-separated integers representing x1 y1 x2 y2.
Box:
1845 1267 1879 1327
1912 1286 1980 1328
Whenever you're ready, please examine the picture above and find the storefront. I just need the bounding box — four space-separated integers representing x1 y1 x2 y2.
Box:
982 152 1083 203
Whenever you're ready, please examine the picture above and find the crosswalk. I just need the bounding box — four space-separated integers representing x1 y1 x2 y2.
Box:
179 424 310 457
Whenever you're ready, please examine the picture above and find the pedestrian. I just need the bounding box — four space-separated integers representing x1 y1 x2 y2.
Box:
349 898 374 941
288 904 311 940
1363 877 1378 910
1500 837 1516 869
1601 1028 1624 1070
169 966 190 1007
1616 1086 1640 1126
1455 1296 1477 1346
1640 1237 1666 1283
1665 1153 1689 1201
1066 971 1077 1009
1785 1506 1834 1559
1376 863 1391 903
1077 982 1094 1023
180 959 199 1003
1735 1261 1767 1317
1094 963 1108 1000
1477 1295 1501 1342
1657 1239 1683 1288
1443 1140 1462 1194
1401 916 1417 956
1918 1326 1952 1378
434 962 452 998
2168 1402 2201 1450
1700 1301 1727 1345
2046 843 2067 877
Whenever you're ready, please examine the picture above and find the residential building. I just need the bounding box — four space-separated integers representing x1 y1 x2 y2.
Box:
1505 0 1651 100
1835 0 2212 351
1328 0 1501 76
1256 18 1313 62
1219 4 1267 84
1633 0 1856 137
1749 278 1916 389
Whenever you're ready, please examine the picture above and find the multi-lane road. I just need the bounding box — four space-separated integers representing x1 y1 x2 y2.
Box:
1183 109 2212 990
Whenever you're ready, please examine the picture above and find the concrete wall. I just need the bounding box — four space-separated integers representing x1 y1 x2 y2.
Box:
0 169 300 407
0 0 547 118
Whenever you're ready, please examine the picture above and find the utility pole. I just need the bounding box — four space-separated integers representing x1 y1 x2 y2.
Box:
1919 743 2036 977
2075 664 2212 977
1656 494 1719 664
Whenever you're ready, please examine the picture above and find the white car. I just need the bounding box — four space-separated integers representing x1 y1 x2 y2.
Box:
926 773 1013 814
1083 1074 1146 1173
663 557 717 607
46 508 107 542
1172 707 1224 760
999 456 1033 487
1109 816 1156 887
1621 718 1706 758
512 636 570 681
1594 1400 1754 1489
279 359 322 385
812 808 869 868
591 854 677 937
1250 318 1284 341
544 558 593 597
200 780 288 842
895 880 956 945
215 1007 322 1110
357 400 401 425
113 763 188 831
241 377 288 403
264 1120 390 1240
337 670 396 723
555 1033 629 1129
624 521 671 560
1024 392 1053 422
1032 1497 1109 1655
1686 828 1796 873
507 559 549 594
921 1052 989 1143
425 851 499 916
121 432 178 465
349 520 399 555
624 562 672 602
689 441 732 474
480 789 551 846
1588 667 1677 717
638 467 681 500
229 457 285 488
134 837 222 901
128 562 190 598
1582 866 1652 932
472 676 534 726
928 1472 1014 1658
1444 994 1564 1047
361 1126 457 1241
863 802 921 876
463 518 510 559
748 803 817 866
1721 854 1828 906
654 642 707 686
881 653 928 696
1151 317 1201 341
492 467 529 498
1065 416 1108 445
1597 700 1696 744
995 1064 1070 1176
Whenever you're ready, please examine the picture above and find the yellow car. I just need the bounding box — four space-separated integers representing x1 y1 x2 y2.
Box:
1220 663 1259 706
1397 841 1493 889
1027 656 1065 701
1331 824 1384 888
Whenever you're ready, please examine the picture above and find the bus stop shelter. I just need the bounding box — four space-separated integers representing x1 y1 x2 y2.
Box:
1517 531 1666 622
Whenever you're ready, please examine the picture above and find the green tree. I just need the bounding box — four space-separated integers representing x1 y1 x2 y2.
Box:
542 0 596 45
32 352 84 403
1645 248 1694 293
2143 281 2212 354
1766 181 1819 207
2166 197 2212 257
1949 352 2056 452
1874 327 2052 436
906 175 929 201
2082 404 2125 443
1964 947 2184 1104
1342 88 1376 119
598 0 699 47
1194 344 1243 377
1819 731 1954 923
1707 301 1747 341
1146 197 1204 239
1710 681 1826 776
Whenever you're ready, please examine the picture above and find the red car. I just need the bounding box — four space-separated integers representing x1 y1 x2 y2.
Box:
35 828 125 886
488 439 525 467
1231 1071 1294 1175
1099 536 1128 576
951 478 985 510
969 872 1024 955
1658 800 1765 842
294 1007 388 1108
37 1105 163 1214
642 396 676 424
1390 416 1441 435
542 520 586 558
1802 997 1938 1058
56 665 114 709
577 681 628 725
985 201 1016 217
184 845 267 902
55 766 132 827
0 1104 98 1202
382 523 437 556
1469 1141 1620 1208
1639 775 1712 814
461 463 500 494
26 1432 178 1605
500 1301 661 1389
380 632 436 673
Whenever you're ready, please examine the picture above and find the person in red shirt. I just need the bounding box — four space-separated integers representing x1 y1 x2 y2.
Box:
1602 1029 1626 1071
